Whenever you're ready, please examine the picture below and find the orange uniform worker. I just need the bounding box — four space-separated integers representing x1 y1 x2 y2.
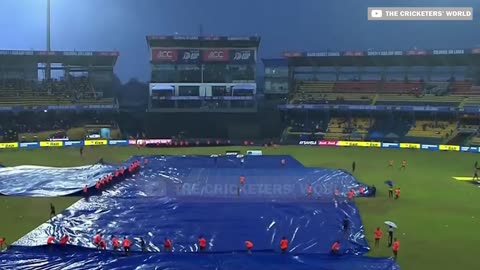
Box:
47 234 56 245
122 237 131 255
93 233 102 248
0 237 6 249
330 240 340 255
307 184 313 196
400 160 407 170
392 238 400 260
164 238 172 252
347 190 354 200
59 235 69 245
245 240 254 254
374 227 382 248
198 236 207 252
99 239 107 250
111 236 120 250
280 236 288 253
95 180 101 190
395 188 401 199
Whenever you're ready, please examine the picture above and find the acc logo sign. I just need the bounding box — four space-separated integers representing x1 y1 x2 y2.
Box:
208 51 224 59
153 50 177 60
233 51 251 61
182 50 200 60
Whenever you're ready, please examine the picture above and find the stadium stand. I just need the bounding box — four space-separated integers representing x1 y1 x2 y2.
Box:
291 79 427 105
352 117 373 139
333 81 379 93
450 81 474 95
381 81 423 94
0 78 115 106
324 117 348 140
470 135 480 146
291 92 373 105
404 120 457 143
297 81 334 93
322 117 373 140
463 96 480 108
375 94 463 106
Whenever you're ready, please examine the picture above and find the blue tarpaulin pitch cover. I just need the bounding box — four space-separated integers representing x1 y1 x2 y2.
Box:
0 155 400 270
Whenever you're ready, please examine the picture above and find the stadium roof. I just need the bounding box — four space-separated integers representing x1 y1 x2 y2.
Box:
0 50 119 66
284 48 480 66
146 35 261 48
262 58 288 67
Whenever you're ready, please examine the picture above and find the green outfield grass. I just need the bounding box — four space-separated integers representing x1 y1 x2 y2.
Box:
0 146 479 270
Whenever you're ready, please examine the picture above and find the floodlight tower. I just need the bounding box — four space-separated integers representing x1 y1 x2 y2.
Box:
46 0 51 80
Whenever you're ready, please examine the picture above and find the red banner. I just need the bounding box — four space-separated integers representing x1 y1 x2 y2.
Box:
318 140 338 146
151 49 178 62
202 49 230 62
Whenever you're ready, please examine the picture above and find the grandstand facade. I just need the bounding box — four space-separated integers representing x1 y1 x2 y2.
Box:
143 35 282 139
146 35 259 112
0 50 120 142
275 48 480 146
0 50 119 110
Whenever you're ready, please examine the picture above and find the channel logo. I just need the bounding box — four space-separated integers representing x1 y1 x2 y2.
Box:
371 9 383 17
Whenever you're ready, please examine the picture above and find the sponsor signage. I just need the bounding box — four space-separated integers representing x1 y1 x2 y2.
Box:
406 50 427 56
202 49 229 62
225 151 239 156
64 141 83 147
178 49 201 63
337 141 381 147
399 143 420 149
283 52 303 57
63 51 93 56
439 144 460 151
84 140 107 146
299 140 318 145
246 150 263 156
151 49 178 62
420 144 439 150
471 48 480 54
382 142 400 148
231 50 254 63
366 50 403 56
306 52 341 57
0 142 18 149
318 140 339 146
342 51 364 56
147 139 171 145
0 50 34 56
19 142 40 148
47 137 70 141
40 141 63 147
108 140 129 146
432 49 464 55
136 139 172 145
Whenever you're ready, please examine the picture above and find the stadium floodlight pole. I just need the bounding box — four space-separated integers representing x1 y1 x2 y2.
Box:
46 0 51 80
